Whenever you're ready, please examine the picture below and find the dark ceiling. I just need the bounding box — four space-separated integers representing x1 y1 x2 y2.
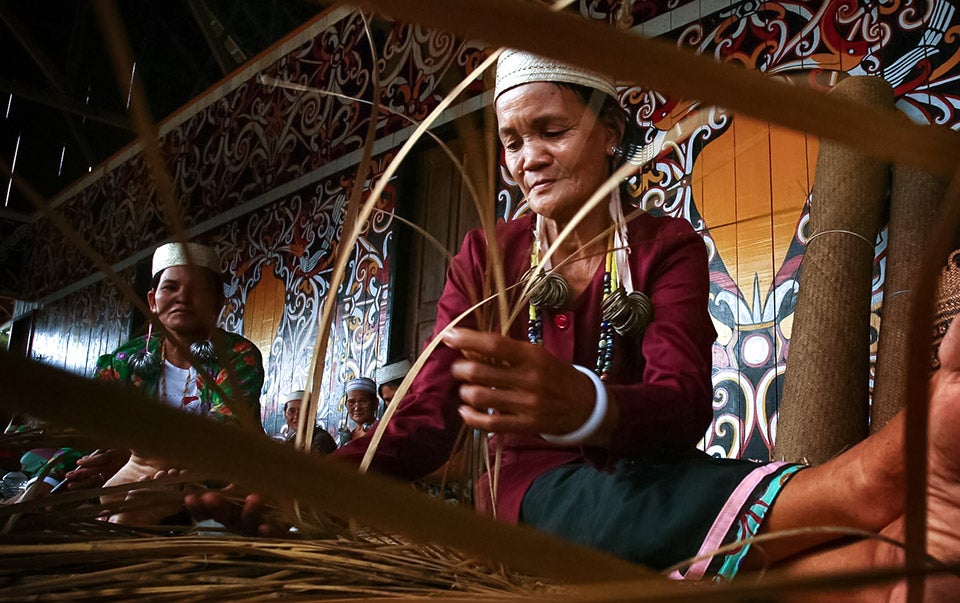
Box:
0 0 323 324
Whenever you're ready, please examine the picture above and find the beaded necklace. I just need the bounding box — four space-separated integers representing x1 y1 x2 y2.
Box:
526 231 617 382
524 190 654 383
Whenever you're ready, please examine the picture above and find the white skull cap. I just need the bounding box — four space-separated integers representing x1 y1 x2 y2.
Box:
152 242 221 278
284 389 306 404
494 49 618 101
346 377 377 396
377 359 412 385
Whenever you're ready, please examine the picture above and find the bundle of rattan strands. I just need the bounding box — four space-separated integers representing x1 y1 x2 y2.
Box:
0 429 560 602
0 512 559 602
0 538 557 601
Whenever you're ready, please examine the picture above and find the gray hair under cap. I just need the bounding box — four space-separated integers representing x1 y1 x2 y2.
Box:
494 49 618 101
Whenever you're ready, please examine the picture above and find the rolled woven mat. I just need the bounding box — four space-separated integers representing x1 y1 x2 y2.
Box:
774 76 893 464
931 250 960 371
870 166 948 432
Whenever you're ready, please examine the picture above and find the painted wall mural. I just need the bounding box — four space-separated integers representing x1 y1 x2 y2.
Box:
19 1 960 457
615 0 958 460
29 270 134 377
215 157 398 438
21 8 483 299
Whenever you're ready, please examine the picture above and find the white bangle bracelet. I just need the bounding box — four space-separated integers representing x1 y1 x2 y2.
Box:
541 365 608 446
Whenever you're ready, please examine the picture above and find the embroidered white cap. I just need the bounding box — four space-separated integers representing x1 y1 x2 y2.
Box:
152 242 221 278
494 49 618 100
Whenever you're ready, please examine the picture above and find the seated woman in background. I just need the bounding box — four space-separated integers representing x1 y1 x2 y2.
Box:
276 390 306 443
337 377 379 446
277 389 337 455
76 242 264 523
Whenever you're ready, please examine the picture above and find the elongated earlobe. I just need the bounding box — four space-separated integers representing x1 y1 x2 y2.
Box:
147 291 157 314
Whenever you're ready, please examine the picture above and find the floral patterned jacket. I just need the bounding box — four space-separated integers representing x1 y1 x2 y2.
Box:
94 328 264 431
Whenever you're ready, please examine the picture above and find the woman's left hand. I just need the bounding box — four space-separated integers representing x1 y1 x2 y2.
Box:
64 448 130 490
184 489 290 537
444 328 615 444
102 457 193 525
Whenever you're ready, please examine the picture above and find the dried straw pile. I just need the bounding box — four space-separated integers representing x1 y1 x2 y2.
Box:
0 531 553 601
0 448 556 602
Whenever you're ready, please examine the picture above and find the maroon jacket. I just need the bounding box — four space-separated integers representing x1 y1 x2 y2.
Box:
334 211 716 522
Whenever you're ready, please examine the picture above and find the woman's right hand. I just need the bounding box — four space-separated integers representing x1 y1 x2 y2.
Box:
63 448 131 490
444 328 618 446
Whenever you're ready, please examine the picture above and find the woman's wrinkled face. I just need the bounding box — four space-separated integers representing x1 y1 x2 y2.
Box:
346 391 377 425
148 266 222 341
496 82 620 224
284 398 302 430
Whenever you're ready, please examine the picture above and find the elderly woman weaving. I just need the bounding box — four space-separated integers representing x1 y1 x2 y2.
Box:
334 50 793 574
194 51 960 597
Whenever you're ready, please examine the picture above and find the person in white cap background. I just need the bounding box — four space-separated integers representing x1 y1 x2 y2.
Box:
97 241 264 426
277 390 306 443
376 359 412 409
64 241 265 523
276 389 336 454
337 377 378 446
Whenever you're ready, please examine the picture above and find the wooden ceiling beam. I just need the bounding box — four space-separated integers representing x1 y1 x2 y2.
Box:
185 0 247 76
0 1 67 92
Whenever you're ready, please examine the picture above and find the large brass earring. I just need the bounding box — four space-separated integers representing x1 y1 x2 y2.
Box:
523 267 571 310
190 339 217 366
605 188 654 337
128 321 161 379
602 288 654 337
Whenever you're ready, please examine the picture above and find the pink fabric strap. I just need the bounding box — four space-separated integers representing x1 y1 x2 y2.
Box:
670 461 788 581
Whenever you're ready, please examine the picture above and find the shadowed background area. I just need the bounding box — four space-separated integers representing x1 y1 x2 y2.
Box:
0 0 322 324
